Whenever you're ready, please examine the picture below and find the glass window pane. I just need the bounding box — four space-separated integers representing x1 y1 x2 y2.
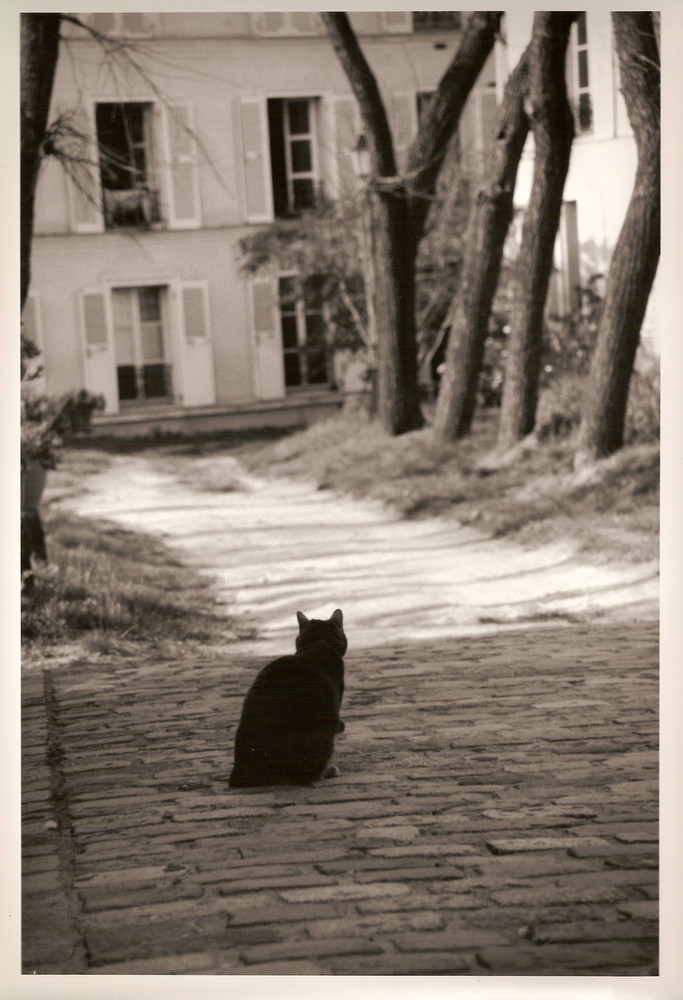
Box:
284 351 302 386
578 93 593 132
578 50 589 89
143 364 168 398
117 365 138 400
279 277 298 308
306 348 328 384
138 286 161 322
141 323 164 361
304 275 325 310
290 139 312 173
305 312 325 346
287 100 310 135
281 314 299 349
577 12 587 46
292 178 315 209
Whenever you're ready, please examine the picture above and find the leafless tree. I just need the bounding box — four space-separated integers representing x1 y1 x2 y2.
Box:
496 12 576 452
432 45 531 441
575 12 660 465
322 12 502 435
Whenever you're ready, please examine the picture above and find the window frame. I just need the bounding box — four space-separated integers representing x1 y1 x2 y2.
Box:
88 13 160 37
109 284 173 407
277 274 331 391
268 96 322 218
95 100 162 231
569 12 593 136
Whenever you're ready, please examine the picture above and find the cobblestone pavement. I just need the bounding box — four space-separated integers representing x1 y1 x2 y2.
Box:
22 622 658 976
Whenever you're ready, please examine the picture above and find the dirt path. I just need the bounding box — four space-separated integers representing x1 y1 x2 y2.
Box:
59 450 658 653
21 449 660 976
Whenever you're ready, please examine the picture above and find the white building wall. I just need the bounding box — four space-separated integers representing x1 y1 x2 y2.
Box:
500 8 659 354
30 14 502 415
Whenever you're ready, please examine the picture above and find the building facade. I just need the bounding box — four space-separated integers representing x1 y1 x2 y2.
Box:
500 8 659 354
26 11 496 435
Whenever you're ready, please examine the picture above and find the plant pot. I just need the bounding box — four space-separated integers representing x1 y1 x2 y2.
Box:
21 461 48 512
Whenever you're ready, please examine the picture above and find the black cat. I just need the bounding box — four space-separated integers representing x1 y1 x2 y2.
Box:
229 609 347 788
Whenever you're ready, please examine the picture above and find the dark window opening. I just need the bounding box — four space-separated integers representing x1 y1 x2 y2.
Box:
267 98 321 217
279 275 330 389
572 13 593 134
412 12 461 32
95 102 160 228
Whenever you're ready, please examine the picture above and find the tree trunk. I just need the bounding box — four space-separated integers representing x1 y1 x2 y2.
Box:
432 47 530 441
406 12 503 239
322 12 421 433
496 13 576 452
322 12 501 435
21 13 61 313
575 13 660 465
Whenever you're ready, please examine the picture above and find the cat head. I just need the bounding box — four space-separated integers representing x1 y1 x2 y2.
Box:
295 609 347 656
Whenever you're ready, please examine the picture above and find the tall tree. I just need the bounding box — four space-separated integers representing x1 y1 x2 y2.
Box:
21 13 61 313
432 46 531 441
322 12 502 435
496 12 576 452
575 13 660 465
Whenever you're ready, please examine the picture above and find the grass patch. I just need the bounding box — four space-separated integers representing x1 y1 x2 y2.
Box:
228 404 658 563
22 505 253 664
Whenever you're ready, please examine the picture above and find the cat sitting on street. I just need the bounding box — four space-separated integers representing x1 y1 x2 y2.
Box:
229 609 347 788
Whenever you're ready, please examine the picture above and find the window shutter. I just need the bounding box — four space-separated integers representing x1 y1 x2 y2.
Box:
79 288 118 414
22 293 42 350
66 108 104 233
381 12 413 33
290 12 319 33
180 283 210 342
333 97 361 200
252 279 276 335
478 87 499 150
166 102 201 228
178 281 215 406
240 98 272 222
81 291 109 351
90 13 116 34
250 278 284 399
121 12 153 34
252 13 286 34
390 93 416 173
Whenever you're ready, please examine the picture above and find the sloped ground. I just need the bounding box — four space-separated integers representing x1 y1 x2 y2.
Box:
21 450 659 975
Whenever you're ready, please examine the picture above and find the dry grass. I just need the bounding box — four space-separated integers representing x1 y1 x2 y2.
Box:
22 503 253 665
228 405 659 564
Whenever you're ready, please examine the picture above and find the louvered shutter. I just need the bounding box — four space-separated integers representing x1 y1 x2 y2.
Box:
66 107 103 233
240 98 272 222
333 97 361 200
390 93 416 173
166 102 201 228
80 289 118 413
250 278 284 399
178 282 215 406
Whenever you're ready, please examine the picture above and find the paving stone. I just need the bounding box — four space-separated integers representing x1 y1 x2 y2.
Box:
240 936 386 965
22 622 659 975
485 835 611 854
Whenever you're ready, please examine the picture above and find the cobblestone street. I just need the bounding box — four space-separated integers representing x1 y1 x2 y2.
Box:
20 451 662 979
22 622 658 976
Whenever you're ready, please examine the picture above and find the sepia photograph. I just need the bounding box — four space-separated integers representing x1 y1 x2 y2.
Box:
12 2 681 993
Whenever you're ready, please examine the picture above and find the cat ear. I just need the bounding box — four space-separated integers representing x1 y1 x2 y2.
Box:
296 611 309 630
331 609 343 626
